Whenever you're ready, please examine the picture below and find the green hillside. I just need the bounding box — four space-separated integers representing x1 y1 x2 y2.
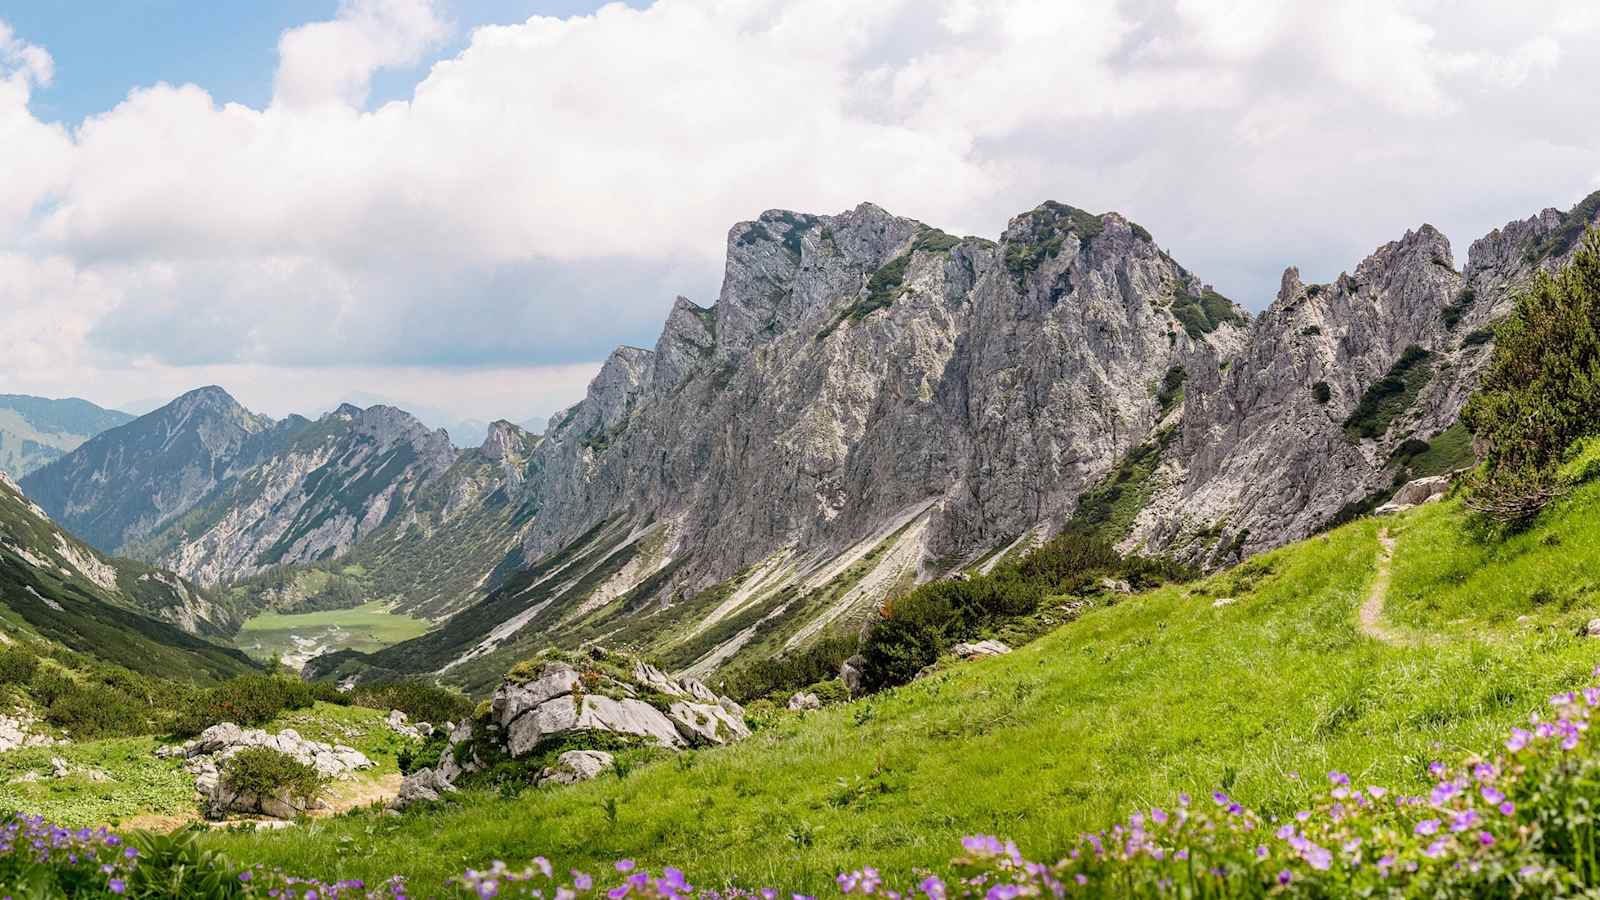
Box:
0 475 260 682
195 474 1600 893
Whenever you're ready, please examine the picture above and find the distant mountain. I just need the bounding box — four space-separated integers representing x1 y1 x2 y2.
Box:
0 394 133 478
0 469 257 678
20 386 277 555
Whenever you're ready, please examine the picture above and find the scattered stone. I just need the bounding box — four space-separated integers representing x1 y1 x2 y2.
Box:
1581 618 1600 638
951 640 1011 659
1100 578 1132 595
385 710 433 740
541 750 614 785
1212 597 1237 608
787 692 821 711
0 714 58 753
50 757 69 779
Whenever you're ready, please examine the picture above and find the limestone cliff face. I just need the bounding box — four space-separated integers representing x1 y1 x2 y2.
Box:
1130 193 1600 563
510 201 1248 605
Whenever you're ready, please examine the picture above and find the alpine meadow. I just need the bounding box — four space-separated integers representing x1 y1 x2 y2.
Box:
3 2 1600 898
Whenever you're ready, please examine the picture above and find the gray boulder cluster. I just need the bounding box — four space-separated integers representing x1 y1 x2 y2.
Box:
157 723 373 820
0 713 59 753
393 650 749 810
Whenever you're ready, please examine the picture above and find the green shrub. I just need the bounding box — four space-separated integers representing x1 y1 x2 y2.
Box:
351 679 472 726
222 747 325 805
172 675 318 737
1463 226 1600 523
858 531 1193 692
0 645 40 685
1311 381 1332 404
398 731 449 776
44 682 151 739
1343 345 1434 440
717 634 859 704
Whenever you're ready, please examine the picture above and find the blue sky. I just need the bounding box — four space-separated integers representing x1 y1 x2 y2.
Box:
7 1 626 124
0 1 1597 438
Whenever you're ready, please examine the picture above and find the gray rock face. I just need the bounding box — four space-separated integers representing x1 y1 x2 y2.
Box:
432 650 749 798
540 750 614 785
1127 193 1600 563
951 640 1011 659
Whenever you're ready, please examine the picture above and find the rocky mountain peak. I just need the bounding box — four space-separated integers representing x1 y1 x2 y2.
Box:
480 420 535 462
652 297 718 391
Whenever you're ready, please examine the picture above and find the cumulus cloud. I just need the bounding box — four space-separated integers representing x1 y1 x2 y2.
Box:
274 0 449 108
0 0 1599 419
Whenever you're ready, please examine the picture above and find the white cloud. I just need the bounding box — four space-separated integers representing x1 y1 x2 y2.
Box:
273 0 449 109
1 0 1599 418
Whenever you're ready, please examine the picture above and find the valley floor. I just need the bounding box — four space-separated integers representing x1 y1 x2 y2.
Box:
235 601 431 668
185 482 1600 895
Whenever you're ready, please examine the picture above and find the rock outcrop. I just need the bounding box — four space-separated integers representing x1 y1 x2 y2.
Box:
0 714 58 753
158 723 374 820
392 649 748 809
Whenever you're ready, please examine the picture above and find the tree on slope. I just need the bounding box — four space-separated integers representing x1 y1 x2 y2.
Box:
1462 226 1600 523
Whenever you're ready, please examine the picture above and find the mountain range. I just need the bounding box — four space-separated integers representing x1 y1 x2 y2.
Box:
0 395 133 478
13 191 1600 689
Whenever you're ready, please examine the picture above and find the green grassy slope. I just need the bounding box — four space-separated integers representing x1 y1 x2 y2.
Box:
199 481 1600 893
0 477 260 682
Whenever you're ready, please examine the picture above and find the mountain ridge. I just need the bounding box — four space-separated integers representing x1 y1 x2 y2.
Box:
20 192 1600 686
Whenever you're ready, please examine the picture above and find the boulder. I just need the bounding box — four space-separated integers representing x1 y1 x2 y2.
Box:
205 774 325 821
951 640 1011 659
494 663 583 727
787 692 822 711
161 722 373 818
541 750 614 785
390 767 457 809
1376 475 1453 515
385 710 433 740
1100 578 1132 595
840 654 867 696
667 700 750 745
1581 618 1600 638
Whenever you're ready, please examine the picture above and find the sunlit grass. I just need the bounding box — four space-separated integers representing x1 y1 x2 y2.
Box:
196 508 1600 894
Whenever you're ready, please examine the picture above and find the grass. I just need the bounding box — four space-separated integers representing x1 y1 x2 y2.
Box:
0 703 405 829
0 737 194 828
197 498 1600 894
1386 469 1600 633
236 601 430 662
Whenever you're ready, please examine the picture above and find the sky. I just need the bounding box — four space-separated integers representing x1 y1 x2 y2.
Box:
2 0 1599 444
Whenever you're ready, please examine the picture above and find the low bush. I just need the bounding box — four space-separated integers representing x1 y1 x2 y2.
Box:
222 747 326 807
857 531 1192 692
171 675 318 737
351 679 473 726
0 644 40 684
398 731 449 776
716 633 858 704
